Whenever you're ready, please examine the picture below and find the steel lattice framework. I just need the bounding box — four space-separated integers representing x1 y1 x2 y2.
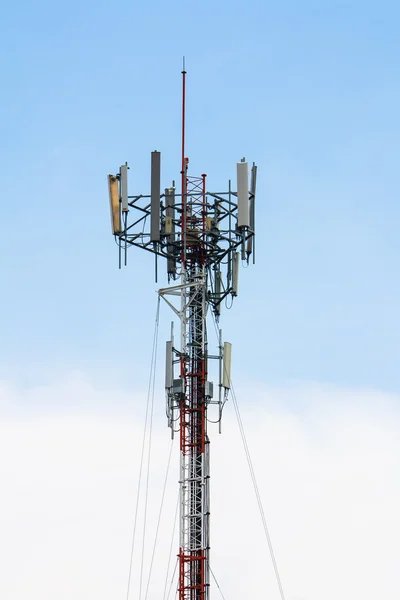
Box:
178 171 209 599
107 66 256 600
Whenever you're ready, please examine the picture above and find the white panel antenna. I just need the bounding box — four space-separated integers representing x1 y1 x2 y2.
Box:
120 164 128 212
165 340 173 389
247 163 257 258
222 342 232 389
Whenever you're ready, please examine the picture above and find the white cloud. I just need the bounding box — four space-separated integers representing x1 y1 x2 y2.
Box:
0 376 399 600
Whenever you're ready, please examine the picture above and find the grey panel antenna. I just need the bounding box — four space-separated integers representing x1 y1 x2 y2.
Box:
215 268 223 315
232 252 239 297
120 164 129 212
215 268 221 297
237 161 249 228
165 187 175 231
165 187 176 277
151 151 161 242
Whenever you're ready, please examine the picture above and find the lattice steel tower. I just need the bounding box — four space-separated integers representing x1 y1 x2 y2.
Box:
107 66 257 600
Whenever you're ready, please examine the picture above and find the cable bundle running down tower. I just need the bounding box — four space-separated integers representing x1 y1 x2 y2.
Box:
107 67 257 600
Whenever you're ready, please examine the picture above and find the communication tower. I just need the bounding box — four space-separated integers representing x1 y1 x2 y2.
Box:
107 65 257 600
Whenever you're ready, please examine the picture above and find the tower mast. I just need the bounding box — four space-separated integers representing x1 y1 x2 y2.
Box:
107 67 257 600
178 62 209 598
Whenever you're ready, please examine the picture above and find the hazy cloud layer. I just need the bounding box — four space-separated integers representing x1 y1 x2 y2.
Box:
0 375 398 600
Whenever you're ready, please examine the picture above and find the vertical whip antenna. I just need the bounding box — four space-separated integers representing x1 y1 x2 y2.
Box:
181 58 187 264
181 56 186 182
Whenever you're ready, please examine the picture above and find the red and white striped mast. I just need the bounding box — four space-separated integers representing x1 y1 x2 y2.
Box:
107 63 257 600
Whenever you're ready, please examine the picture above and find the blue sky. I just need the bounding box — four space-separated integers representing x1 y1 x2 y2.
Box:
1 0 399 393
1 4 400 599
